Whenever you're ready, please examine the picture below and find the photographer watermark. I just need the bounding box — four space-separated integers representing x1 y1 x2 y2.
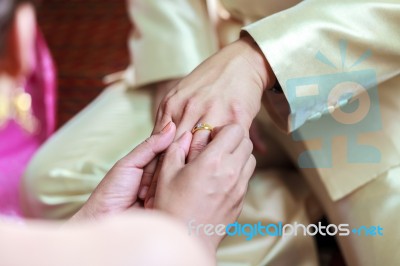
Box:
188 220 384 241
286 40 382 168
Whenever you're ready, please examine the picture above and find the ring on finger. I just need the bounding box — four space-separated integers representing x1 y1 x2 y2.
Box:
191 122 213 134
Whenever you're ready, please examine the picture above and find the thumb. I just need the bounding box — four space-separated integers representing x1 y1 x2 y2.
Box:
144 131 192 209
161 131 192 176
118 121 176 169
89 122 176 212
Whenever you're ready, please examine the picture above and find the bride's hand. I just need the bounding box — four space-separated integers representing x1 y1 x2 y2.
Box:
153 124 256 252
71 121 176 221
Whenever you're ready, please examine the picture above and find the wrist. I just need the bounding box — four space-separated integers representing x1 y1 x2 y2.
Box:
237 33 276 92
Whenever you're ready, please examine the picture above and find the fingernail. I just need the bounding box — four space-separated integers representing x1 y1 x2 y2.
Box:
160 121 172 134
138 186 149 199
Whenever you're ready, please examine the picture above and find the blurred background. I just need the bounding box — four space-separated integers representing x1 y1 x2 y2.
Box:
38 0 130 127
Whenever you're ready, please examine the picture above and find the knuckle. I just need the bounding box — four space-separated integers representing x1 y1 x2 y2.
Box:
228 123 245 137
223 175 237 193
166 142 179 154
162 97 175 114
144 136 157 154
144 135 155 145
165 143 180 158
237 183 249 197
113 158 125 169
249 154 257 166
244 138 254 152
190 140 207 153
229 101 246 121
226 168 237 180
208 155 222 170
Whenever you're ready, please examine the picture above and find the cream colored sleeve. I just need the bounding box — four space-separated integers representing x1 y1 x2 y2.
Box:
244 0 400 132
127 0 218 87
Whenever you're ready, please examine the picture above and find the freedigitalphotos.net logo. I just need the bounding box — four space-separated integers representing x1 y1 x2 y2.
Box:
286 40 382 168
187 220 384 241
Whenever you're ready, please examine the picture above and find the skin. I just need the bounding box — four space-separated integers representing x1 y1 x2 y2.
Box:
1 3 255 265
0 213 213 266
73 122 255 258
154 124 255 252
140 33 277 203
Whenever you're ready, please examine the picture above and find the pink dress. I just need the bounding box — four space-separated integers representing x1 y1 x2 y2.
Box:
0 30 56 218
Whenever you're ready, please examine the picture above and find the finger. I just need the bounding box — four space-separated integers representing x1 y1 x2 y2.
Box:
153 90 178 134
130 201 143 209
161 131 193 174
121 121 176 169
139 110 174 199
240 154 256 184
152 79 181 119
91 122 175 211
174 109 203 141
138 158 158 200
153 110 173 135
137 121 175 199
145 197 155 209
187 129 212 162
154 89 184 135
145 131 192 206
210 125 224 140
202 124 245 156
187 112 222 162
232 138 254 170
145 157 163 209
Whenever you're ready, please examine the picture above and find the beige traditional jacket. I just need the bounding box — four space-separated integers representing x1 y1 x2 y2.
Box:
126 0 400 201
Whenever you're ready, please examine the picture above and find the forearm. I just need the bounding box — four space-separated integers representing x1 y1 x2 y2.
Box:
0 213 215 266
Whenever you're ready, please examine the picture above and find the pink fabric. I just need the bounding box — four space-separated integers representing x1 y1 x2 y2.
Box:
0 29 56 217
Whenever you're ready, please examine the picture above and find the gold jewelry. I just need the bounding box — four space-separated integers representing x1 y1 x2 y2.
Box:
192 123 213 134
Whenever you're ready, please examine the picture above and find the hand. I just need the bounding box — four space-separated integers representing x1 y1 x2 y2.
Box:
138 35 274 201
152 78 181 119
142 120 266 205
155 35 273 137
71 121 176 221
153 124 256 252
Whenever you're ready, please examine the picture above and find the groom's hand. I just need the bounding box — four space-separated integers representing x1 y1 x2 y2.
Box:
139 35 275 202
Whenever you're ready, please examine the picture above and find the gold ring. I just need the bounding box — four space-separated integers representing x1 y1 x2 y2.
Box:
191 123 213 134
